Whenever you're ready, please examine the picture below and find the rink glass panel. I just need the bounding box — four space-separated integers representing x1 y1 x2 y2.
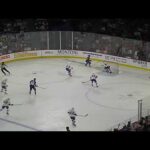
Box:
0 31 150 61
48 31 60 50
61 31 72 50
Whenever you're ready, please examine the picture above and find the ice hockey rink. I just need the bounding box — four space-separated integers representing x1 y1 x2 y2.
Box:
0 58 150 131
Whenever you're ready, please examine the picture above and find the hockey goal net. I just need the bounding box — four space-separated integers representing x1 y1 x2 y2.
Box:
93 60 119 75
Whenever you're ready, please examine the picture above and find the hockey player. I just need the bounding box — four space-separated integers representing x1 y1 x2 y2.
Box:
66 64 73 77
68 107 77 127
1 62 10 76
29 78 38 95
90 73 98 87
1 78 8 94
0 98 13 115
104 63 112 73
85 55 91 67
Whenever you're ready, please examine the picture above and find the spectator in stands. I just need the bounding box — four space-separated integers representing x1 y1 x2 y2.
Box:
66 126 70 132
127 121 131 130
120 124 128 131
139 117 145 126
133 51 139 60
145 116 150 131
147 52 150 62
113 128 119 131
137 50 146 61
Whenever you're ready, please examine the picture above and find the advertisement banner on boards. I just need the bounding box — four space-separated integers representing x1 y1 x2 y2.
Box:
14 51 38 58
104 55 127 64
0 54 12 62
57 50 79 55
41 50 55 56
132 59 147 68
82 51 103 58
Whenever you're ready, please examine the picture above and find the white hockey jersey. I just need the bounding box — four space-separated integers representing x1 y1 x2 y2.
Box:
104 63 110 68
1 64 6 69
3 98 11 107
66 65 72 70
30 80 37 87
68 108 77 117
104 64 108 67
1 79 7 87
90 74 97 80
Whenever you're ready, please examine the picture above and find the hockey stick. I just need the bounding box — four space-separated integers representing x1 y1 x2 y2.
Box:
37 86 46 89
82 80 90 83
77 114 88 117
12 104 24 106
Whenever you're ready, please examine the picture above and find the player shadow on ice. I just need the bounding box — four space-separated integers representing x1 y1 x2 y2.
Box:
82 81 112 91
58 71 84 78
97 70 118 77
23 71 44 77
118 94 134 101
27 95 37 104
89 87 101 95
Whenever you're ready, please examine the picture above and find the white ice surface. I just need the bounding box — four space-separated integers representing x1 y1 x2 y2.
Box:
0 58 150 131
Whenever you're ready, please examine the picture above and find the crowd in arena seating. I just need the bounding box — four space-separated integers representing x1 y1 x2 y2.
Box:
0 19 150 62
0 19 150 41
114 115 150 131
